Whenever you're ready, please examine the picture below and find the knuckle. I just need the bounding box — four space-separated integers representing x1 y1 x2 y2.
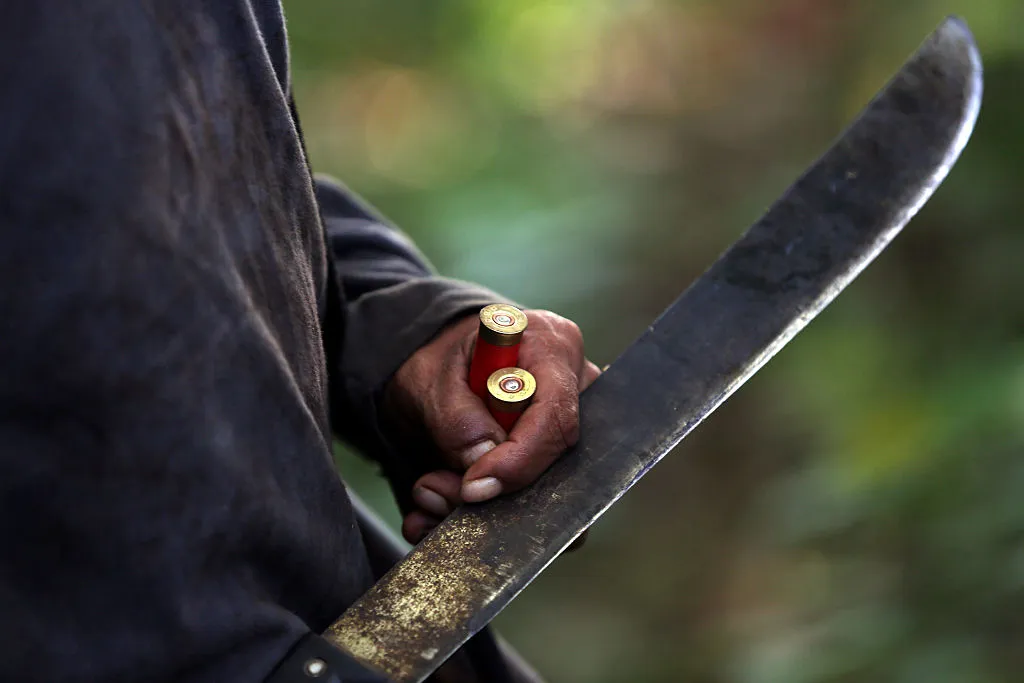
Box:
548 398 580 451
433 410 480 448
436 409 503 462
551 317 583 353
539 310 578 336
562 318 583 341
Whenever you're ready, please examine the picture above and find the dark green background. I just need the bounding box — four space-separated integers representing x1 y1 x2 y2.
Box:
285 1 1024 680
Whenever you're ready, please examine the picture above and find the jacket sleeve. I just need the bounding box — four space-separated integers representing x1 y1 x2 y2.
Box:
315 175 505 494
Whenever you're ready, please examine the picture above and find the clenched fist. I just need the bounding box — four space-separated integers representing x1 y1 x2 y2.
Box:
383 309 601 543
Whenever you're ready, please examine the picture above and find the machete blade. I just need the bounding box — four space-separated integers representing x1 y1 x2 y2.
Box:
328 17 983 682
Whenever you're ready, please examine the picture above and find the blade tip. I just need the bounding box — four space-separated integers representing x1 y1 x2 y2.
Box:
947 15 984 129
936 15 983 77
930 16 984 129
941 14 972 36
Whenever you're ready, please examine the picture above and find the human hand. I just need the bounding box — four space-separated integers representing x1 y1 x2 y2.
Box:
382 309 601 543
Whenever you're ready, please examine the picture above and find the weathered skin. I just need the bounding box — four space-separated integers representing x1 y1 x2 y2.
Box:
326 17 983 683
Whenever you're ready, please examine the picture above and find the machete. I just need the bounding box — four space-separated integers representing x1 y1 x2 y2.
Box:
277 16 983 682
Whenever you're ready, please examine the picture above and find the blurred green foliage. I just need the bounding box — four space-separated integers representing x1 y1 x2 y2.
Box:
286 0 1024 680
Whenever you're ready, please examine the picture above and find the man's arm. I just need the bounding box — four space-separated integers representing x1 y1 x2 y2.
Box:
314 175 503 510
314 177 601 541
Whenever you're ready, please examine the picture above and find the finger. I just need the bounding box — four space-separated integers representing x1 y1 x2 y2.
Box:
402 510 441 544
461 356 580 502
422 347 506 470
580 359 602 391
459 361 601 506
411 470 463 517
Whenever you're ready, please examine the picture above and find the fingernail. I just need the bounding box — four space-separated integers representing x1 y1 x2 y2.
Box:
462 477 503 503
412 487 451 517
460 440 497 467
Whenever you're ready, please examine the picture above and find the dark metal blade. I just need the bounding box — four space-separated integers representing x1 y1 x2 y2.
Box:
327 17 982 682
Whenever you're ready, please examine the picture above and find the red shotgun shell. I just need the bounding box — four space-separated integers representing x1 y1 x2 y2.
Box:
468 304 528 397
485 367 536 432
